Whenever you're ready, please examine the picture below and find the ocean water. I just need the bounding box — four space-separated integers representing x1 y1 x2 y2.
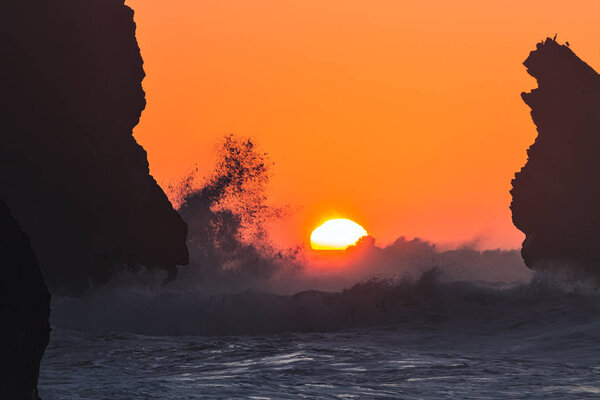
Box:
39 277 600 399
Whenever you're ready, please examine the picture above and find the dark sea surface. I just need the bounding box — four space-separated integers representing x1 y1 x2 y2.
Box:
40 278 600 399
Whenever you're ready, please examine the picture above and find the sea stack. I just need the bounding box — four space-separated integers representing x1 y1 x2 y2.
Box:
511 38 600 275
0 200 50 399
0 0 189 295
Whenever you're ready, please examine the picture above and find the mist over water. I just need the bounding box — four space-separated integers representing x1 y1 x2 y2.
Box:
42 136 600 399
51 232 539 336
46 238 600 398
49 135 563 336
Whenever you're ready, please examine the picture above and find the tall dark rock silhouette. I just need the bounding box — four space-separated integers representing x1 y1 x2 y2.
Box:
511 38 600 275
0 0 189 295
0 199 50 400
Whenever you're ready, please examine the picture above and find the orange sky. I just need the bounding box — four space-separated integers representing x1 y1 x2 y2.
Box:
126 0 600 250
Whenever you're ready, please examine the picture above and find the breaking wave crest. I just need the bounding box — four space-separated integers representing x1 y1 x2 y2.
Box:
49 136 600 336
50 252 600 336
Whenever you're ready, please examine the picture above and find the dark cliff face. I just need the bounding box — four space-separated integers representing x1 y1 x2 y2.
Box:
0 0 189 294
511 38 600 274
0 200 50 400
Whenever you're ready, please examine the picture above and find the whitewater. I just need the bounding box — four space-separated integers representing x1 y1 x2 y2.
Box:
38 145 600 398
39 265 600 399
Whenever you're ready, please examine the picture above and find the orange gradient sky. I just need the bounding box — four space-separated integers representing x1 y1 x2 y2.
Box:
125 0 600 250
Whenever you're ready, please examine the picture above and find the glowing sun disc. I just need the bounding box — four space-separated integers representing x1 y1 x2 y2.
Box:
310 218 368 250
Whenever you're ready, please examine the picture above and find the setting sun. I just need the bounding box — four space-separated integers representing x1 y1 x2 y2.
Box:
310 219 368 250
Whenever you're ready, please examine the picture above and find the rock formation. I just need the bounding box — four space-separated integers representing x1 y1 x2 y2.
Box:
0 200 50 400
0 0 189 295
511 38 600 275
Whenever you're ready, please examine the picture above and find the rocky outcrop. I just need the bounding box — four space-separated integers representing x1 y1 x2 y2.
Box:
511 38 600 275
0 199 50 400
0 0 189 295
